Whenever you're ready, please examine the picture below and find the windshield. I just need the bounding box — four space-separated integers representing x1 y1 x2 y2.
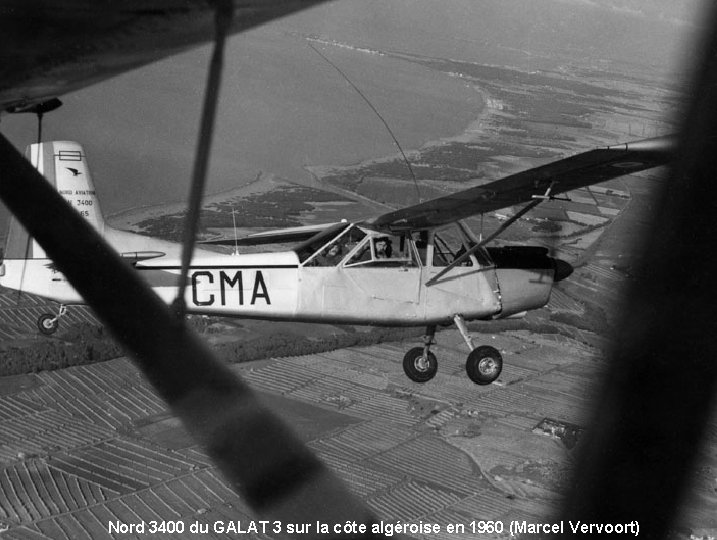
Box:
294 222 351 263
301 224 366 266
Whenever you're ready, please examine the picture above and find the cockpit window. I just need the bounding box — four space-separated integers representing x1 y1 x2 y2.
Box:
345 233 417 267
412 231 428 265
433 232 474 267
301 224 365 266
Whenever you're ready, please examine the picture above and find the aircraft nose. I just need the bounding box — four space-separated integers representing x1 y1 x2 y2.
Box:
553 258 574 282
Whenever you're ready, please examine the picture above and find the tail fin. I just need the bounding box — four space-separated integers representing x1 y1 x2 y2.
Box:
28 141 105 232
0 140 171 301
3 141 105 262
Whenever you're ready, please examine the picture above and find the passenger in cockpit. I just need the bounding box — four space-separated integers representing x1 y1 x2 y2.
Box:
316 243 343 266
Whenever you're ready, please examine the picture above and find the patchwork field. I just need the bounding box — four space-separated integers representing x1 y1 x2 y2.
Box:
0 320 714 539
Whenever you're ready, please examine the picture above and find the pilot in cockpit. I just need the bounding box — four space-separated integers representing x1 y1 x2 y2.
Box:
374 237 392 259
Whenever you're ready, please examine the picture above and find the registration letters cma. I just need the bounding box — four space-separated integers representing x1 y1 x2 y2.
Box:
191 270 271 307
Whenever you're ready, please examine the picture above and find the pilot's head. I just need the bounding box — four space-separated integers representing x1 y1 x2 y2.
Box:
375 237 392 257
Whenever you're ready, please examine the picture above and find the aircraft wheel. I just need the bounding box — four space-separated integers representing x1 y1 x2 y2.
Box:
37 313 59 335
403 347 437 383
466 345 503 385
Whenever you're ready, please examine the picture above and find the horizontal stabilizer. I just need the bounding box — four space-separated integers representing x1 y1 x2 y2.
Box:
120 251 166 262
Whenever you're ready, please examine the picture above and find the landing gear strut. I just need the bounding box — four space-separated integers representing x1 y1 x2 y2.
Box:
402 325 438 382
37 304 66 335
401 316 503 385
455 314 503 385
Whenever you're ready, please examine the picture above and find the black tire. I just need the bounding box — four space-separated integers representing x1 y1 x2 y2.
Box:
37 313 58 335
402 347 438 382
466 345 503 385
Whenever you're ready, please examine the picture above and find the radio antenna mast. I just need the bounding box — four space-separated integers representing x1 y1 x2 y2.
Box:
307 40 422 203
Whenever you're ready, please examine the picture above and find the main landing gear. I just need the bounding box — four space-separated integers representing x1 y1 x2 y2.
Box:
37 304 67 335
403 325 438 382
402 315 503 385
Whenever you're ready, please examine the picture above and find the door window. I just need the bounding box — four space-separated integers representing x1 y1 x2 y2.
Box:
433 232 474 267
345 233 417 267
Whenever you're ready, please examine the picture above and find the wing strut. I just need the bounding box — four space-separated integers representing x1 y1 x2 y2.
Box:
427 180 565 284
426 197 543 286
173 0 233 317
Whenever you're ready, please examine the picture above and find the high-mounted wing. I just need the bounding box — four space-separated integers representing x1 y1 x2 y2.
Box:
0 0 329 112
366 135 675 232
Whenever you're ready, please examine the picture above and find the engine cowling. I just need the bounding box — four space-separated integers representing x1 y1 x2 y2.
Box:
486 246 573 318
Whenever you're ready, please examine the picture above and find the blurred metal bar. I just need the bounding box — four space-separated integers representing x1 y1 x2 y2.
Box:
556 5 717 537
175 0 232 316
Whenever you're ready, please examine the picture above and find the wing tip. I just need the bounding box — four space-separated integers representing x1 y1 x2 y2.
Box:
606 134 677 153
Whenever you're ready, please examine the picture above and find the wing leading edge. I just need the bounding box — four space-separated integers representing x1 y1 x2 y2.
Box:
366 135 675 232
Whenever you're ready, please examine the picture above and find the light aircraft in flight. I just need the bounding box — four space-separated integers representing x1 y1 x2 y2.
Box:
0 136 672 385
0 1 710 535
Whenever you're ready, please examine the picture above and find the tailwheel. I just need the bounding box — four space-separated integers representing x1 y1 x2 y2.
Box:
37 304 67 336
37 313 59 335
466 345 503 385
403 347 438 382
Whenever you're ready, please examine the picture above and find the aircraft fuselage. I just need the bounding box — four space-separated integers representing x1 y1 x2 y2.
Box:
1 242 556 326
